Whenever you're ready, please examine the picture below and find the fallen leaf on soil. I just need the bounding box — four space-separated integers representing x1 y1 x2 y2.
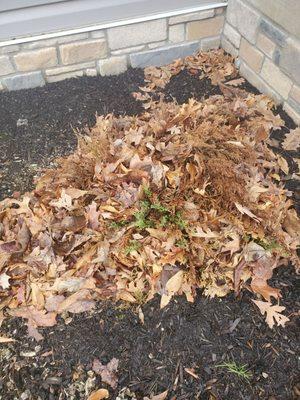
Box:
92 358 119 389
0 336 15 343
282 127 300 151
0 272 10 289
252 300 290 329
88 389 109 400
143 390 168 400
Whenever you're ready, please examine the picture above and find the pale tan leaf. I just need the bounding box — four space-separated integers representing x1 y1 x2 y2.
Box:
282 128 300 151
87 389 109 400
235 203 262 223
0 336 15 343
252 300 289 329
0 272 10 289
165 270 184 294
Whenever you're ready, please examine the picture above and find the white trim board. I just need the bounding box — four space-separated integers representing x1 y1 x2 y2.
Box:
0 2 227 47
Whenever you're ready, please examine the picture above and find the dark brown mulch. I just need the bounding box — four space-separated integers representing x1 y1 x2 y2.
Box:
0 67 299 400
0 266 299 400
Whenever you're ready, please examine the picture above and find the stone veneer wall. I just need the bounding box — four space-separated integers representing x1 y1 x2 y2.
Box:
222 0 300 124
0 7 225 91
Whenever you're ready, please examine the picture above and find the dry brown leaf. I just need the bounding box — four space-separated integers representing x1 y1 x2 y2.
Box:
0 336 15 343
87 389 109 400
0 272 10 289
92 358 119 389
282 128 300 151
252 300 289 329
143 390 168 400
235 203 262 223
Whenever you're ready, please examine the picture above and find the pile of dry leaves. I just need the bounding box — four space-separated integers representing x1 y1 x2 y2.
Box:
0 50 299 340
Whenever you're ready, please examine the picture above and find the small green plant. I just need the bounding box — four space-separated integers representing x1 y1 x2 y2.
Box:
124 240 141 256
216 361 252 382
110 220 129 229
175 237 189 249
172 211 187 230
143 185 153 198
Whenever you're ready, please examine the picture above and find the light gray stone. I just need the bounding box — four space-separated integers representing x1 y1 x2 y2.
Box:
223 23 241 48
259 19 287 47
169 10 214 25
226 0 260 44
0 44 20 55
60 39 107 65
46 71 84 83
22 33 89 50
45 62 95 76
14 48 57 72
239 61 282 104
221 36 238 58
288 98 300 115
279 38 300 86
169 24 185 43
99 56 127 76
201 36 220 51
3 71 45 90
0 56 14 76
107 19 167 50
85 68 98 77
260 58 293 99
130 42 200 68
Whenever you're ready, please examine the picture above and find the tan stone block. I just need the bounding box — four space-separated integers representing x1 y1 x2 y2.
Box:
257 33 276 58
0 56 14 76
14 48 57 72
289 84 300 104
240 38 264 73
223 23 241 48
186 16 224 40
60 39 107 65
261 58 293 99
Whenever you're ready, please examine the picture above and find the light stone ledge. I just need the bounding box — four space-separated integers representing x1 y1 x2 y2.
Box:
0 44 20 55
2 71 45 91
130 41 200 68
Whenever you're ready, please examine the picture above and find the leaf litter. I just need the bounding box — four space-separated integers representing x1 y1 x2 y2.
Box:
0 50 299 338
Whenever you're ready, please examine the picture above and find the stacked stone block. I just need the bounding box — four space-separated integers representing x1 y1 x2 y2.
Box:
222 0 300 124
0 7 225 91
